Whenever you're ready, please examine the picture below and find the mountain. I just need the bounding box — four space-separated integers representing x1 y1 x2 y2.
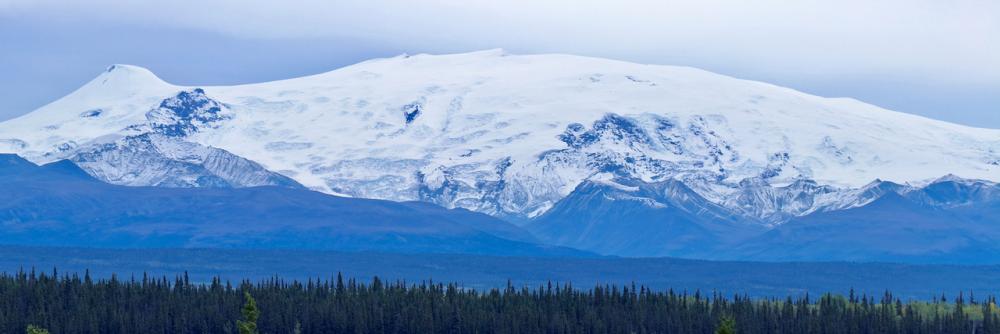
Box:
523 175 1000 262
1 51 999 263
527 176 763 257
0 154 588 257
721 179 1000 264
4 152 996 262
907 175 999 208
71 132 304 188
0 50 996 223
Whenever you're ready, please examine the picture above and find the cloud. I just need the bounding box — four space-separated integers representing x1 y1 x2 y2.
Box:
1 0 998 127
3 0 997 82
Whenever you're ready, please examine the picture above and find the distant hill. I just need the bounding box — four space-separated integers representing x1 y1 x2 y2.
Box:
528 176 1000 264
0 154 589 257
725 179 1000 263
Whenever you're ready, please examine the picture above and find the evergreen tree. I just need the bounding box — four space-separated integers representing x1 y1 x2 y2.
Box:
237 291 260 334
26 325 49 334
715 316 736 334
0 268 994 333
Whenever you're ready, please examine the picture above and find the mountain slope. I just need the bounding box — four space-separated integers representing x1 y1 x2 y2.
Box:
70 133 304 188
724 180 1000 264
0 50 996 221
528 176 765 257
525 175 1000 262
0 154 586 257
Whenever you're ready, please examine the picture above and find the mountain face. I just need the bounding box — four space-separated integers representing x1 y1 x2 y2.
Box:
0 50 996 224
525 176 1000 263
7 83 299 189
0 154 587 257
724 179 1000 264
0 51 998 263
70 133 303 188
527 176 764 257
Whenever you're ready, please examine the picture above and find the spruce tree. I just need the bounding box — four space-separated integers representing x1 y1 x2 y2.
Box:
237 291 260 334
715 316 736 334
26 325 50 334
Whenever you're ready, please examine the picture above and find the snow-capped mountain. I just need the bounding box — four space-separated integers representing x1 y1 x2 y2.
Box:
70 132 303 188
1 50 997 223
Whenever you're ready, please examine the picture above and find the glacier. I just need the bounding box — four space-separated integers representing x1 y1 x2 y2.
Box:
0 50 997 224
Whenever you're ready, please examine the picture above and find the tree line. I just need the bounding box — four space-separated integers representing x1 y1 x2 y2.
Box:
1 268 998 333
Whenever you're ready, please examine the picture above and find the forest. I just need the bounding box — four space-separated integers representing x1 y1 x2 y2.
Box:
1 269 998 334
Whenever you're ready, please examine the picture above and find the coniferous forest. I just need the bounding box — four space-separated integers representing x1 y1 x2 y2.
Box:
1 269 999 334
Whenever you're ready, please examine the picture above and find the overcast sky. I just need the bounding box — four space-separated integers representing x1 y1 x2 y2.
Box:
1 0 997 128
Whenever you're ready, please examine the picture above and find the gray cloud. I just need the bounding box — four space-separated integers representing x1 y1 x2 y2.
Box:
6 0 997 81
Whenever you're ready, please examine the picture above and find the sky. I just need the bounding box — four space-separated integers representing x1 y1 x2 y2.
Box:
1 0 997 128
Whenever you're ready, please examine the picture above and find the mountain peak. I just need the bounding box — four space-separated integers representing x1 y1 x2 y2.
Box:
929 174 995 186
104 64 148 73
92 64 168 87
462 48 509 57
0 154 32 167
402 48 510 59
39 159 95 180
906 174 996 188
43 63 177 107
0 154 38 176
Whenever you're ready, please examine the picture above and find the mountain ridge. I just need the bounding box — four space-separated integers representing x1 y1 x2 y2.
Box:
526 175 1000 262
0 153 588 257
3 152 999 263
0 50 996 223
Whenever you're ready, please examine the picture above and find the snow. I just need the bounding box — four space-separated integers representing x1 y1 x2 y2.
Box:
0 50 997 220
588 173 641 192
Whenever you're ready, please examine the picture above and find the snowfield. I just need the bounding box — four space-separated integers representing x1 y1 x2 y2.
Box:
1 50 997 222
